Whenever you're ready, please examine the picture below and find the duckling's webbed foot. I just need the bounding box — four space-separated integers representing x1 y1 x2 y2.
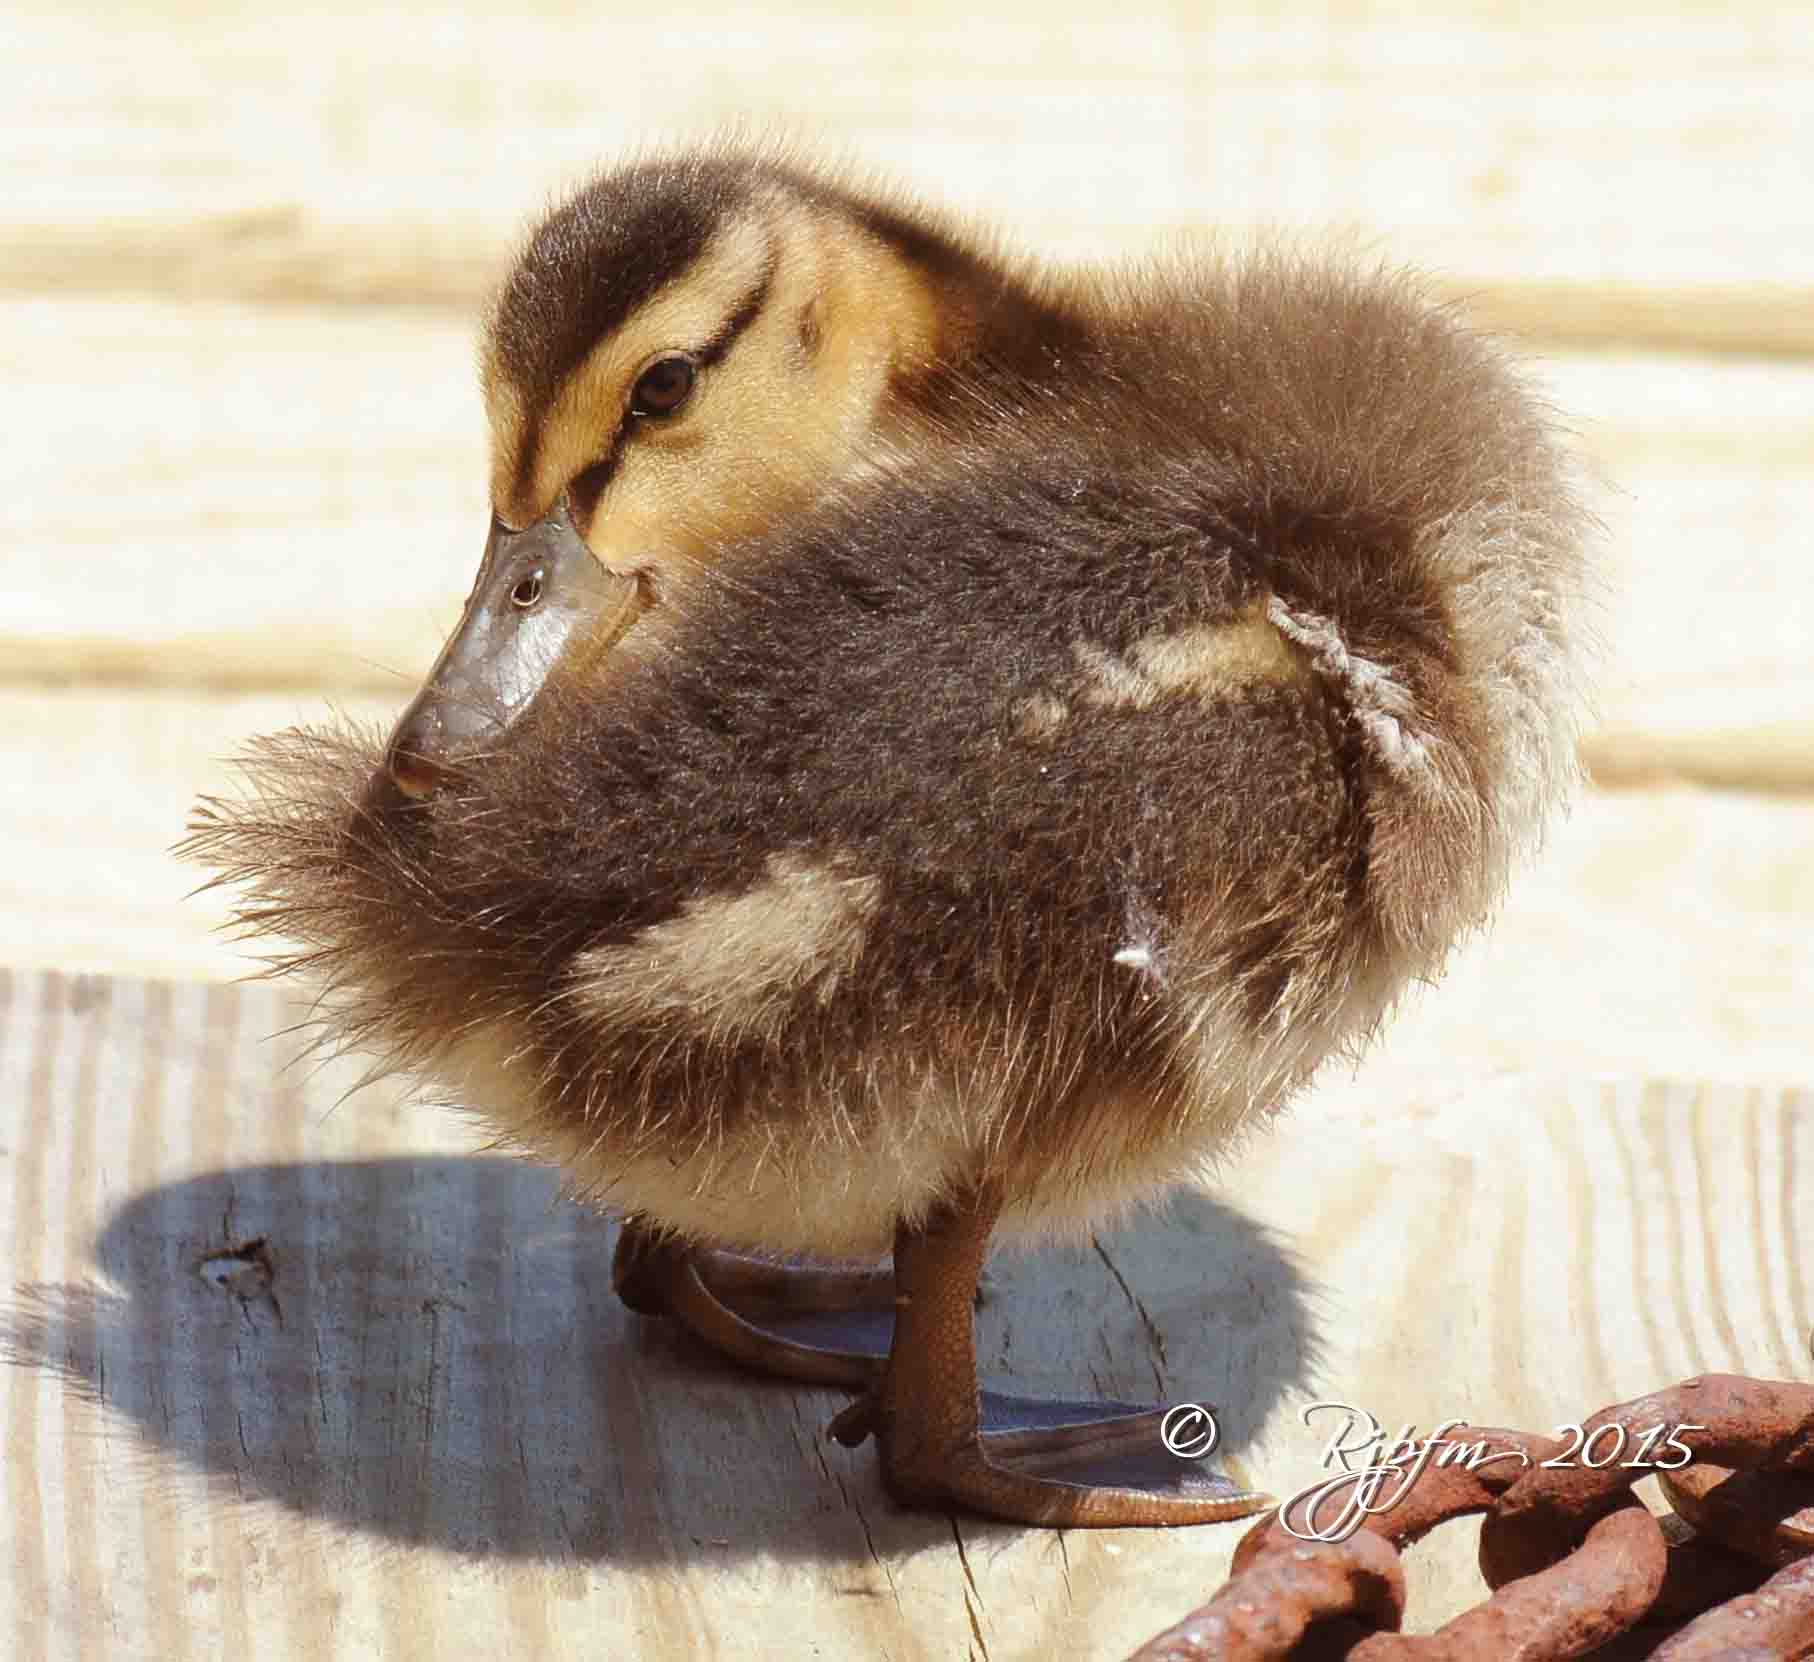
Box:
612 1219 893 1389
832 1190 1272 1528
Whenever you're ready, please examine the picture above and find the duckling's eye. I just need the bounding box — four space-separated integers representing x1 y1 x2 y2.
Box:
510 570 544 610
630 355 696 419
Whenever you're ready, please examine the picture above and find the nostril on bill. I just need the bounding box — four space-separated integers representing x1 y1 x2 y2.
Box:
386 746 445 800
381 693 456 801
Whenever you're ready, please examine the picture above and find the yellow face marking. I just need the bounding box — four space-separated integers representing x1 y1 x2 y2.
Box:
484 377 529 509
482 197 958 581
487 215 775 527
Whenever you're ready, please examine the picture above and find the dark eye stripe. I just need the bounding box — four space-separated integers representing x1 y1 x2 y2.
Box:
568 427 628 523
557 241 778 518
695 253 776 371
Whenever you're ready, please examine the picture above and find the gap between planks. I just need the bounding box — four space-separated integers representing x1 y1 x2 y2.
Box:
5 219 1812 361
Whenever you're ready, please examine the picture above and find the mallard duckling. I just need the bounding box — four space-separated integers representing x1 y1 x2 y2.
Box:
189 145 1594 1528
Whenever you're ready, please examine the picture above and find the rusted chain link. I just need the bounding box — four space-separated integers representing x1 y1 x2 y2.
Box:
1481 1375 1814 1589
1660 1459 1814 1569
1350 1505 1667 1661
1646 1554 1814 1659
1123 1375 1814 1661
1127 1532 1404 1661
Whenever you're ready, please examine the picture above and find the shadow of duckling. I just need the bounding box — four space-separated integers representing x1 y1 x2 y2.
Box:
3 1156 1314 1566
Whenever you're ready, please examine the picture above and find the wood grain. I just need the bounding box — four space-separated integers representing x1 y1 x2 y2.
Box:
0 689 400 983
1 969 1806 1658
0 298 483 691
1544 351 1814 788
5 1 1811 354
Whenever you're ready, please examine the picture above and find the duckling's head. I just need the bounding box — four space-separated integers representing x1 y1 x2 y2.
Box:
382 148 1070 798
482 147 1060 573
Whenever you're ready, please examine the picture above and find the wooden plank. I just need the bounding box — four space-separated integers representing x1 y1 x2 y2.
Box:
3 3 1811 353
7 301 1814 786
1 969 1807 1657
1538 350 1814 789
0 689 399 983
1586 681 1814 796
0 299 484 691
5 689 1812 1089
1461 279 1814 361
1364 779 1814 1089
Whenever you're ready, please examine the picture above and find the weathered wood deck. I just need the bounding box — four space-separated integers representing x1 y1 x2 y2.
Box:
3 3 1811 1656
4 972 1808 1658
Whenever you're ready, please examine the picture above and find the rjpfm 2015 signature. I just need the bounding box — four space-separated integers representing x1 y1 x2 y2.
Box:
1160 1400 1708 1543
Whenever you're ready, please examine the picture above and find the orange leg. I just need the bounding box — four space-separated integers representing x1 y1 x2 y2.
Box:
830 1186 1271 1527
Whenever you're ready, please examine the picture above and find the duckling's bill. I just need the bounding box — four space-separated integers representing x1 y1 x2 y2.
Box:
383 498 644 799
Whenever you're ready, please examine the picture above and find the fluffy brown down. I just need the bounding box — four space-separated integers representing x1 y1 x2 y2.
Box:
188 224 1592 1255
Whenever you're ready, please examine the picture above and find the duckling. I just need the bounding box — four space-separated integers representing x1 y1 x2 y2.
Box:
188 143 1594 1528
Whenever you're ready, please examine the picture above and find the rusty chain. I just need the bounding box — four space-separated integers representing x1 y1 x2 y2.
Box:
1124 1374 1814 1661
